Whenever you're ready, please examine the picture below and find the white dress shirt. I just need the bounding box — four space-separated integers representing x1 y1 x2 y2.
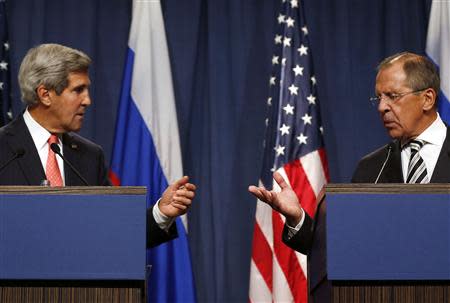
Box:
23 109 65 185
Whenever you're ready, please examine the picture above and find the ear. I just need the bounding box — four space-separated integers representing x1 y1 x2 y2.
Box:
36 85 52 106
422 88 436 111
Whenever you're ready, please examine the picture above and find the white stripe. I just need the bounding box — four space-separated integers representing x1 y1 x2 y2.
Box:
128 0 187 230
426 1 450 98
300 150 327 197
128 0 183 185
273 254 294 303
249 260 272 303
255 179 275 249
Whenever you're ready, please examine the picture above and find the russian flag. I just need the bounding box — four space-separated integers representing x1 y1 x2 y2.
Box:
426 0 450 123
109 0 196 302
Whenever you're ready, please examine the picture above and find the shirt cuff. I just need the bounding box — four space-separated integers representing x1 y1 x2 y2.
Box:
286 209 305 239
152 199 175 231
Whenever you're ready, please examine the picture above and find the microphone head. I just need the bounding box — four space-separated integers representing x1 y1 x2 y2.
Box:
15 148 25 157
50 143 61 154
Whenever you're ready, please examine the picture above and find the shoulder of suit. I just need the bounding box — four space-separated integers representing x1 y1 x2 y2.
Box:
63 132 104 154
359 141 397 163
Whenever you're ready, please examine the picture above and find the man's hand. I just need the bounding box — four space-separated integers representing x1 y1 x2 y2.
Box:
248 171 303 226
159 176 196 218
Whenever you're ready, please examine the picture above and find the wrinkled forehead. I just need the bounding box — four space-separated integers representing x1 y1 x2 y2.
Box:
375 62 409 91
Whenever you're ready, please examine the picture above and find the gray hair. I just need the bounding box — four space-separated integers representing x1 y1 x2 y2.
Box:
18 43 91 106
377 52 440 96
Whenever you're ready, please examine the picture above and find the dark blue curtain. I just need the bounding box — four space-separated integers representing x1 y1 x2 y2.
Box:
7 0 431 302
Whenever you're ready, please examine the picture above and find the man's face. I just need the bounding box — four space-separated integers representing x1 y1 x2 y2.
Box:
47 71 91 132
375 62 428 142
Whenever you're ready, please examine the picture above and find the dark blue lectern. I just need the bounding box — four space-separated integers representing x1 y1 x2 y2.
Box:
325 184 450 303
0 186 147 303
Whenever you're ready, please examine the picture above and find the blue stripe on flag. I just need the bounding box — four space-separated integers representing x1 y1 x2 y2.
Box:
438 93 450 125
111 47 196 303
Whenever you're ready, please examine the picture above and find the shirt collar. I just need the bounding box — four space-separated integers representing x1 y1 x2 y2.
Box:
415 113 446 147
23 108 60 150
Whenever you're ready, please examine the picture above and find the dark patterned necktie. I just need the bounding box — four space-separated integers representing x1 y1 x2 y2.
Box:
406 139 429 184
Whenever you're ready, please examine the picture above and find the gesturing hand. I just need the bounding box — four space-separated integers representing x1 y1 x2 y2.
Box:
248 171 303 226
159 176 196 218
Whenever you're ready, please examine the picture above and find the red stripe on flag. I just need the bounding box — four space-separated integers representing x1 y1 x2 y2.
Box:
284 160 318 217
273 211 308 303
318 148 330 182
108 170 121 186
251 220 273 292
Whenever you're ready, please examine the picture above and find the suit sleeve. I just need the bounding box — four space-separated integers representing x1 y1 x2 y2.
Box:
147 205 178 248
281 211 314 254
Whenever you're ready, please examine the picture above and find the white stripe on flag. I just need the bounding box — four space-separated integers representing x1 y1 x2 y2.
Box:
249 260 272 303
129 0 183 185
300 150 327 197
426 1 450 98
272 252 294 303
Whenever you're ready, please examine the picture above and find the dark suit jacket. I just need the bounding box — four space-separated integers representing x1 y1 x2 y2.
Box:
0 114 177 247
282 127 450 303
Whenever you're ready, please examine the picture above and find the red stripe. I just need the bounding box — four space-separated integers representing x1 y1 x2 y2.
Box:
318 148 330 182
273 211 308 303
108 170 121 186
251 221 273 292
284 159 318 217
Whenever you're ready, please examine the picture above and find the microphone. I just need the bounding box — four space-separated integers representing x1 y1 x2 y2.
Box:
374 143 393 184
0 148 25 175
50 143 89 186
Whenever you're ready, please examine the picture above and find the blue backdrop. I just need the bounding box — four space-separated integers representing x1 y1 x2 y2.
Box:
6 0 432 302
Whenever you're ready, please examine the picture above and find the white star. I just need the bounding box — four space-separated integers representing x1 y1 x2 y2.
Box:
272 55 279 65
283 103 294 115
302 113 313 125
274 34 283 44
301 26 308 35
270 76 276 86
281 58 287 66
311 76 317 85
285 17 295 27
283 37 291 47
293 65 304 76
278 14 285 24
297 44 308 56
267 97 272 105
307 94 316 105
275 145 286 156
297 133 308 145
265 118 269 126
4 42 9 51
0 61 8 70
0 82 3 90
288 84 299 95
291 0 299 8
320 126 324 134
280 124 290 135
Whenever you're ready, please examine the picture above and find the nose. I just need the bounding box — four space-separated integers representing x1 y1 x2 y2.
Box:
82 92 91 107
377 97 390 114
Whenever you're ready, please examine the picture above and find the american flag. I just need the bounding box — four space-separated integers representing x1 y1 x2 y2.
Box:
249 0 329 302
0 0 12 126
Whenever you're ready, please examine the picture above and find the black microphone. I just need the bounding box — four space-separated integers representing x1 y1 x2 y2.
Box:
50 143 89 186
0 148 25 175
374 143 393 184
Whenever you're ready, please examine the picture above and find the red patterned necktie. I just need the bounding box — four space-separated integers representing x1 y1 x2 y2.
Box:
46 134 63 186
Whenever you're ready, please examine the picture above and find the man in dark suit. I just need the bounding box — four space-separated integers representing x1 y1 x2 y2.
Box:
249 52 450 302
0 43 195 248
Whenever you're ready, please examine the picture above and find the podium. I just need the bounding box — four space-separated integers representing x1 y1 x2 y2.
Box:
0 186 147 303
326 184 450 303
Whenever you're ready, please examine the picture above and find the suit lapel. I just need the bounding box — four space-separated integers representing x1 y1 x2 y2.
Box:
5 115 46 185
430 127 450 182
